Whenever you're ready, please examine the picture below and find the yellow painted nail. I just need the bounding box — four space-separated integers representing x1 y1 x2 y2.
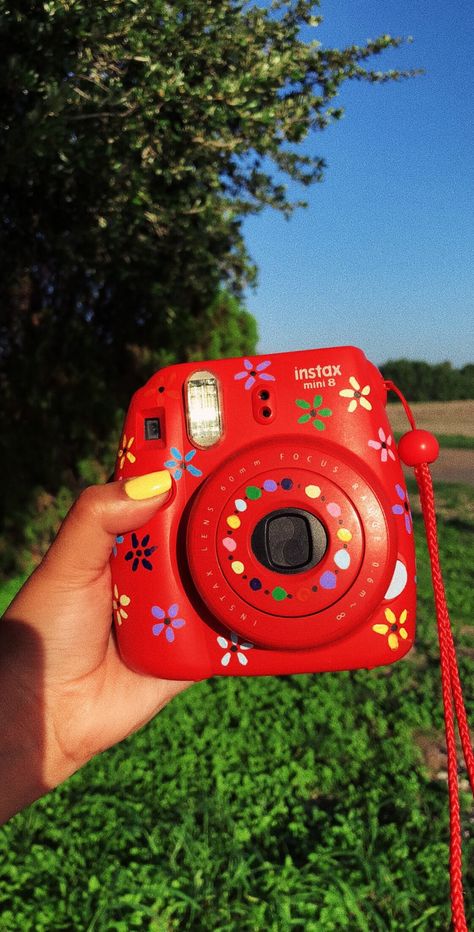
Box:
124 470 172 501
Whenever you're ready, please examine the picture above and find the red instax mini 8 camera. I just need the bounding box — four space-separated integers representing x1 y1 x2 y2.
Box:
111 346 416 680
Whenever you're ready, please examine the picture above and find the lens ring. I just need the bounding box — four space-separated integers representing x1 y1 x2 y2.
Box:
186 440 395 650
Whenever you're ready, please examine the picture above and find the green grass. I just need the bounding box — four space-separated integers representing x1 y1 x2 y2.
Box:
394 433 474 450
436 434 474 449
0 488 473 931
0 573 29 615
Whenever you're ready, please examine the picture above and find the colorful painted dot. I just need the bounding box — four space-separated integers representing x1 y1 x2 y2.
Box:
326 502 341 518
320 571 337 590
305 484 321 499
227 515 241 529
235 498 247 512
272 586 287 601
231 561 245 575
384 560 408 599
337 527 352 542
250 578 262 591
281 478 293 490
263 479 278 492
296 587 311 602
334 549 351 570
222 536 237 552
246 485 262 500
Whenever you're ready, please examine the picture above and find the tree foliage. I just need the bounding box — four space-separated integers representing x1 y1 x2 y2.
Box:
0 0 417 567
381 359 474 402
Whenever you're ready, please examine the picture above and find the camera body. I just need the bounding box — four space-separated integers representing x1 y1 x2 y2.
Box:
111 346 416 680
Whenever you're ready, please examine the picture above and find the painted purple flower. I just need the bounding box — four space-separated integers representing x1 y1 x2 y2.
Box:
234 358 275 391
164 447 202 480
392 484 412 534
151 603 186 643
368 428 396 463
125 532 158 571
112 534 125 557
217 631 254 666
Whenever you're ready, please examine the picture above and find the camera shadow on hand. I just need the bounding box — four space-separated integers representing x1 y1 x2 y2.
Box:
0 618 47 822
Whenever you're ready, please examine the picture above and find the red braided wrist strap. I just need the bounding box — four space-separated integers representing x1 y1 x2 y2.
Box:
414 462 473 931
384 379 473 929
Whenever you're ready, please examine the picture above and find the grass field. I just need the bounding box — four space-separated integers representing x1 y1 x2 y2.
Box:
388 401 474 487
0 476 473 931
387 400 474 437
394 434 474 450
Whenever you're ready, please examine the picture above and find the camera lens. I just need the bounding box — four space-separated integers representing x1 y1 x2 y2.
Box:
261 406 272 418
251 508 328 574
258 389 270 400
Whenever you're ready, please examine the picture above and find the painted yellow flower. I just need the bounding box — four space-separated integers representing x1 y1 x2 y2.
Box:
373 608 408 650
113 584 131 625
118 433 136 469
339 376 372 412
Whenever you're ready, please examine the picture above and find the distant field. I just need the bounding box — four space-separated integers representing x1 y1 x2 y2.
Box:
387 399 474 436
387 400 474 486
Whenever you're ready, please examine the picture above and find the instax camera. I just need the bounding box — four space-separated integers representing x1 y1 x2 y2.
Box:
111 346 416 679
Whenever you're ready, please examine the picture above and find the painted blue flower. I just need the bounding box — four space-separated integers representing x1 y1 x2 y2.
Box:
151 603 186 643
112 534 124 557
125 532 158 571
392 483 412 534
164 447 202 480
234 358 275 391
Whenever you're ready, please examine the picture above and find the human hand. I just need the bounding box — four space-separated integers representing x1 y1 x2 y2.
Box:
0 471 191 823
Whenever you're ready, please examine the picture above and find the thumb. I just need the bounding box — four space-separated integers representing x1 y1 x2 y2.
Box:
40 470 173 583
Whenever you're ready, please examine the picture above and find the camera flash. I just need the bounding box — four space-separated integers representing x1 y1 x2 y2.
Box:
185 371 223 448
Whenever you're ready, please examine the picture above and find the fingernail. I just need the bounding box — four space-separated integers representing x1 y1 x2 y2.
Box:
124 470 172 501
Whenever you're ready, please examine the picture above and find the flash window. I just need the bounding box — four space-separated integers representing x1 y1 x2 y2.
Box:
185 370 223 448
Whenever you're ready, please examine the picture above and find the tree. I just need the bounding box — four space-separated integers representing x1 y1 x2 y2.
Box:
380 359 474 401
0 0 416 568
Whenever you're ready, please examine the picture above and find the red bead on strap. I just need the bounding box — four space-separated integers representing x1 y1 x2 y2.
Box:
398 429 440 466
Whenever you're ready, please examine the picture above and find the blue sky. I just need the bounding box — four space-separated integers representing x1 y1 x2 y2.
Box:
243 0 473 367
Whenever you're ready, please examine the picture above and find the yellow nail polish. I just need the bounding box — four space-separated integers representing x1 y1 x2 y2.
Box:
124 470 172 501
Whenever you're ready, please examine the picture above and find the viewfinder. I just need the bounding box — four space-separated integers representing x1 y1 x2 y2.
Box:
144 417 161 440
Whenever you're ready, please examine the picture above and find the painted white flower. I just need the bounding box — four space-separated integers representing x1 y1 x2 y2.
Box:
113 584 131 625
217 632 254 667
339 376 372 413
368 427 396 462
